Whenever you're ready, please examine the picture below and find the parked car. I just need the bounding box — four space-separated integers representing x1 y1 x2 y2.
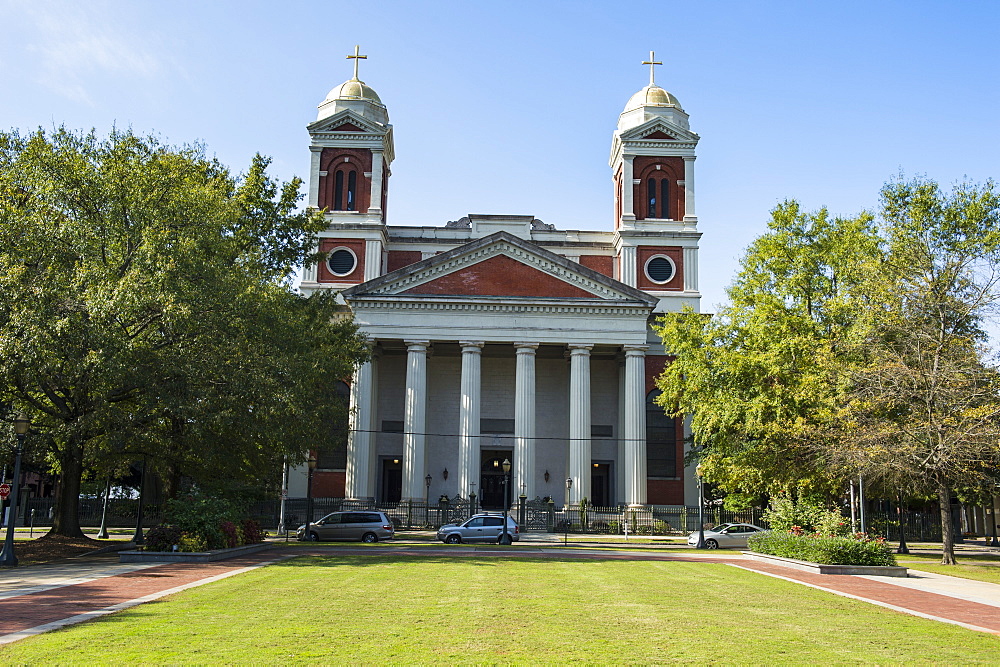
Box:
297 511 394 543
437 513 520 544
687 523 765 549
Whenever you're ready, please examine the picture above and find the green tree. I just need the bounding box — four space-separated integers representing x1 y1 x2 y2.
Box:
0 128 368 537
825 178 1000 564
654 202 879 504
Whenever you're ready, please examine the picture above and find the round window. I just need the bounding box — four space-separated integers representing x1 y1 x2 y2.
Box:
327 248 357 276
644 255 675 284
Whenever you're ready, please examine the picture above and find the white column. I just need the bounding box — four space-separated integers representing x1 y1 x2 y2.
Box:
683 247 699 292
346 354 376 499
621 155 636 224
457 341 483 499
514 343 538 499
683 156 696 221
364 239 382 281
623 345 648 505
308 146 322 209
616 353 626 505
366 350 380 496
302 241 319 283
620 246 637 288
568 344 592 505
368 150 384 216
402 340 429 501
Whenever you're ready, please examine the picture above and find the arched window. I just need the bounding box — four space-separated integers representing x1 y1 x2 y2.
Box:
645 176 670 219
646 389 676 478
332 167 359 211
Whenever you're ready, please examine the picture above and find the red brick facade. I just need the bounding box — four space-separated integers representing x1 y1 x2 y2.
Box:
312 471 346 498
632 156 684 221
318 147 372 212
403 255 600 298
636 246 684 291
579 254 614 278
387 250 422 273
317 239 366 283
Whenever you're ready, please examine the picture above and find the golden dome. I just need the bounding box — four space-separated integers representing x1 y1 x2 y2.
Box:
623 84 682 113
326 77 382 105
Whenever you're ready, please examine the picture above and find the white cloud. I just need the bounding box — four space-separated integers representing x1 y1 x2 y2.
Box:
10 0 163 105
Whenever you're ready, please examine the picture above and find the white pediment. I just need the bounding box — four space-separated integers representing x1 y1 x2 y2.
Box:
619 117 700 143
307 109 387 136
342 232 656 306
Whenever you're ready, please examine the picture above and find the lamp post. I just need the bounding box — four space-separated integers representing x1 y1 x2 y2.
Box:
499 459 512 545
0 414 29 567
302 454 317 541
564 477 572 546
97 476 112 540
425 474 432 526
132 457 147 546
695 465 707 549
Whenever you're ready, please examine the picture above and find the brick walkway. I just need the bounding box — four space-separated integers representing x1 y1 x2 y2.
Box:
0 546 997 644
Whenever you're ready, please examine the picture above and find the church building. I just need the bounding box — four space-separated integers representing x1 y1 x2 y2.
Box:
294 49 702 510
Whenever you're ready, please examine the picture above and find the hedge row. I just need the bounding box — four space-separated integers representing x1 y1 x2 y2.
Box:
747 531 897 566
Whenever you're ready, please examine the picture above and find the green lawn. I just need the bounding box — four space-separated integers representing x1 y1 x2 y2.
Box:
898 552 1000 584
1 555 997 663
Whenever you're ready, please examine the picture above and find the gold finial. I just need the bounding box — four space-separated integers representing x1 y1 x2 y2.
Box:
642 50 662 87
346 44 367 81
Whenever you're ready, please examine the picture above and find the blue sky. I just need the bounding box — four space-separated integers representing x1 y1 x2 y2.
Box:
2 0 998 310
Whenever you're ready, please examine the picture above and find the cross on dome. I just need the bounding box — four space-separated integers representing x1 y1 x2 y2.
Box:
641 50 662 87
347 44 368 80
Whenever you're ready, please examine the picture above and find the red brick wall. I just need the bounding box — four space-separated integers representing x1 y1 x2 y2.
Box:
636 246 684 291
318 148 372 212
632 156 684 221
579 254 614 278
387 250 422 273
312 471 345 498
647 479 684 505
317 239 366 283
646 353 685 504
403 255 598 298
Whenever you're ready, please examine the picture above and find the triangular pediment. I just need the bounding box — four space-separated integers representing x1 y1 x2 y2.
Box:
342 232 657 306
619 117 699 142
307 109 386 135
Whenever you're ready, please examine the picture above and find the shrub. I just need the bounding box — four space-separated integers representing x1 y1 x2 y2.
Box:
163 491 242 550
144 525 182 552
762 495 850 536
748 531 897 566
178 532 208 552
241 519 265 544
220 521 240 549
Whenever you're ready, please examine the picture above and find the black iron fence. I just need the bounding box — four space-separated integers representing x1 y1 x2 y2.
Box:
8 495 948 543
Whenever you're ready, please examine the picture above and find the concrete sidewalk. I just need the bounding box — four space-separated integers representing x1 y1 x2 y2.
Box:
0 544 998 646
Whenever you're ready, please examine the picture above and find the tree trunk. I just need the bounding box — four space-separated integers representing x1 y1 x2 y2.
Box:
50 443 86 538
162 462 182 501
938 482 956 565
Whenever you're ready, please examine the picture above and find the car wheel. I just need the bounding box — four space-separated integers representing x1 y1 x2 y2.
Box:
361 533 378 543
446 534 461 544
308 531 320 542
706 539 719 549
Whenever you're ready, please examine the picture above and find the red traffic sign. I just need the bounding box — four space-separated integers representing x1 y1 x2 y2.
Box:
0 484 10 500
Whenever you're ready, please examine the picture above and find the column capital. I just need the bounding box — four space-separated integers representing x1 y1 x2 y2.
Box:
514 342 539 352
682 155 696 162
567 343 593 353
459 341 485 351
404 340 430 352
623 345 648 356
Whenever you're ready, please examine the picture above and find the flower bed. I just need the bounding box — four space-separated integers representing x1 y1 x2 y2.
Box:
747 530 897 567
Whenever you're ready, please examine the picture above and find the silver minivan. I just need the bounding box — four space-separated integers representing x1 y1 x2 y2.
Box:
297 511 394 543
437 513 520 544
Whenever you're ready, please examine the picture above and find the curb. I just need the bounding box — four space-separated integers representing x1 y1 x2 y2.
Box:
119 543 271 563
744 552 908 577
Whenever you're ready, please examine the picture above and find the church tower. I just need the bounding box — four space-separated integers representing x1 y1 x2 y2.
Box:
610 52 701 311
301 46 394 288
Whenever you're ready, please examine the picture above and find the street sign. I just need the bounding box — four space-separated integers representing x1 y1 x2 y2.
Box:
0 483 10 500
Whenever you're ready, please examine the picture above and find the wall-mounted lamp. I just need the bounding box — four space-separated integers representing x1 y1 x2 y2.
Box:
392 459 400 465
544 470 550 483
493 459 499 468
442 468 449 480
593 463 599 468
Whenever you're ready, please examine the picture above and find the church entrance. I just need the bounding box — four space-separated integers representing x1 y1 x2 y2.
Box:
480 450 513 510
591 462 611 507
380 457 402 503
